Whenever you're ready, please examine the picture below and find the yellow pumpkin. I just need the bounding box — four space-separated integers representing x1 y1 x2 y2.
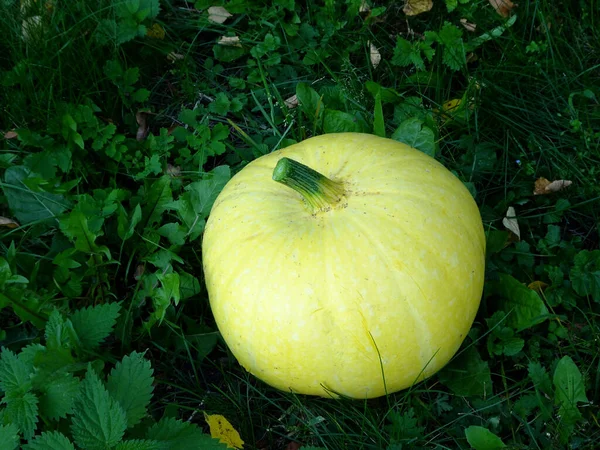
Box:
202 133 485 399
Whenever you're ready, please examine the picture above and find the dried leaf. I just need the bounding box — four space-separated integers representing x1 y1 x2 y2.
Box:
4 130 18 139
218 36 242 47
284 94 298 109
167 52 184 62
502 206 520 240
208 6 232 24
533 177 573 195
146 23 165 39
368 41 381 69
0 217 20 229
204 413 244 449
460 18 477 32
403 0 433 16
359 0 370 12
136 112 149 141
489 0 515 17
166 164 181 177
528 281 548 292
134 265 145 280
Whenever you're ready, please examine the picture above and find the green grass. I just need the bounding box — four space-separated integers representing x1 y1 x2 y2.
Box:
1 0 599 449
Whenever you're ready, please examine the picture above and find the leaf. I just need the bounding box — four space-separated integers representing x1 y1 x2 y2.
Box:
391 118 436 157
157 222 187 246
4 391 39 440
185 166 231 218
391 37 425 70
528 361 552 395
403 0 433 16
22 431 75 450
438 346 493 397
106 352 154 428
533 177 573 195
570 250 600 303
0 217 19 228
553 356 588 409
2 166 71 225
118 204 143 241
502 206 520 239
296 83 323 124
70 303 121 350
0 348 32 394
323 110 363 133
205 414 244 449
207 6 232 24
59 211 110 258
71 367 127 450
489 0 515 17
385 408 425 442
437 22 466 71
486 273 549 331
147 417 229 449
209 93 232 116
368 41 381 68
45 309 73 350
373 92 386 137
38 372 80 420
465 426 506 449
218 36 242 47
142 176 172 227
179 271 201 300
0 423 20 450
115 440 165 450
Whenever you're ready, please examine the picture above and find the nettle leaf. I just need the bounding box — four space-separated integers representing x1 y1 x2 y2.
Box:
0 348 32 394
528 361 553 395
71 367 127 450
45 309 73 350
147 417 228 449
38 372 80 420
115 440 164 450
437 22 466 71
391 118 436 157
185 166 231 218
485 273 549 331
59 211 110 258
4 391 39 440
570 250 600 303
106 352 154 428
0 423 20 450
464 426 506 449
438 346 493 397
22 431 75 450
2 166 71 225
391 37 425 70
70 303 121 350
553 356 588 423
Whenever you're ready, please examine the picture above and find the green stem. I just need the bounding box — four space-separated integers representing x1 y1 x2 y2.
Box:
272 157 345 212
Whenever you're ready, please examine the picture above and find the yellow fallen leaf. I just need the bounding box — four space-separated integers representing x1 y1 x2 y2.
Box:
208 6 232 24
0 217 19 229
502 206 520 240
218 36 242 47
489 0 515 17
146 23 165 39
533 177 573 195
204 413 244 449
528 281 548 292
403 0 433 16
368 41 381 69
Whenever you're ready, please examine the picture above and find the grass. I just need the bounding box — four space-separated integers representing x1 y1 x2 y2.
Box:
1 0 599 449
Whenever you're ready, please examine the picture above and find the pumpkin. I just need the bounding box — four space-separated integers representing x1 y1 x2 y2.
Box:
202 133 485 399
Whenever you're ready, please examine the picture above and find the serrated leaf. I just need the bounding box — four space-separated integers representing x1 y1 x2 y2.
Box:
185 166 231 218
4 391 38 440
570 250 600 303
391 37 423 69
38 372 80 420
2 166 71 225
59 211 110 258
385 408 424 442
0 423 20 450
438 347 493 397
142 176 172 228
71 367 127 450
22 431 75 450
70 303 121 350
0 348 32 394
115 440 165 450
437 22 466 71
45 309 73 350
209 93 231 115
147 417 229 449
391 118 436 157
464 426 506 449
528 361 552 395
106 352 154 428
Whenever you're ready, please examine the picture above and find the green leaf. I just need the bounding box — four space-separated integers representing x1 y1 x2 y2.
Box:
38 372 80 420
208 93 231 115
59 211 110 258
179 271 201 300
486 273 549 331
0 348 32 394
4 391 39 440
118 204 143 241
185 166 231 218
391 37 424 70
323 110 363 133
437 22 466 71
528 361 553 395
142 176 172 228
570 250 600 303
445 0 457 12
391 118 436 157
438 346 493 397
553 356 588 415
385 408 425 442
70 303 121 350
135 154 163 180
0 424 20 449
465 426 506 449
147 417 228 449
296 82 323 124
22 431 75 450
115 440 164 450
2 166 71 225
45 309 73 350
373 92 385 137
157 223 187 246
71 367 127 450
106 352 154 428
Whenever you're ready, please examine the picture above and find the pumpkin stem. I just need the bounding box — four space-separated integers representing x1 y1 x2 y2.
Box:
272 157 345 212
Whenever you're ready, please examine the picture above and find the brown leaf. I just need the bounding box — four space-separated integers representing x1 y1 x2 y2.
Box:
0 217 19 229
208 6 232 24
502 206 520 240
136 111 149 141
368 41 381 69
489 0 515 17
403 0 433 16
167 52 184 62
218 36 242 47
528 280 548 292
285 443 301 450
146 23 165 39
166 164 181 177
284 94 298 109
533 177 573 195
4 130 18 139
460 18 477 32
134 265 145 280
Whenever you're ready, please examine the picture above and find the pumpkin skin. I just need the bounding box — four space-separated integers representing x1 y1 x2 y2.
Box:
202 132 485 399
